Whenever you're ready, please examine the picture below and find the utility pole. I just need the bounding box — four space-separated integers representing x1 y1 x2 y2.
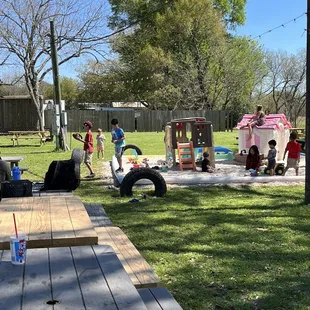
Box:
306 0 310 203
50 20 64 151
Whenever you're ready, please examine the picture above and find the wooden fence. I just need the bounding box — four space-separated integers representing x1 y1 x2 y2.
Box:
44 109 233 132
0 96 41 132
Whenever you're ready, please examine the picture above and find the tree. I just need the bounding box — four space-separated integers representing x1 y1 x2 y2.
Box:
100 0 262 112
0 0 108 130
108 0 247 29
258 49 306 125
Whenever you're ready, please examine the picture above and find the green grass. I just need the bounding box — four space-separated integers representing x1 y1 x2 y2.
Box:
0 131 308 309
77 184 310 310
0 131 238 181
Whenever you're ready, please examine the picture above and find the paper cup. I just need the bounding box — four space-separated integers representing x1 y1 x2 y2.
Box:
10 233 27 265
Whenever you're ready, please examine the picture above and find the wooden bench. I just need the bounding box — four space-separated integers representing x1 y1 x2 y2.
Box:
84 202 114 227
95 226 161 288
8 131 49 146
138 287 183 310
85 203 161 288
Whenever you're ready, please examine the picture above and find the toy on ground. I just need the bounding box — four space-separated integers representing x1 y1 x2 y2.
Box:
142 158 150 168
264 163 285 176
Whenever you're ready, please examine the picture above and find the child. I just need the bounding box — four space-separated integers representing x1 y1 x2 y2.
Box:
111 118 126 173
201 152 214 173
96 128 106 159
282 132 302 176
240 105 265 139
266 139 277 176
245 145 261 172
76 121 95 178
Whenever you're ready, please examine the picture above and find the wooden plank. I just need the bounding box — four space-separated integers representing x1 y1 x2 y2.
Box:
0 197 33 250
13 197 34 239
0 200 17 250
95 227 121 253
95 227 141 287
49 247 85 310
149 287 183 310
22 248 52 310
71 246 117 310
93 246 148 310
49 196 76 246
84 203 113 227
106 227 160 288
27 197 52 248
64 196 98 245
138 288 162 310
0 249 24 310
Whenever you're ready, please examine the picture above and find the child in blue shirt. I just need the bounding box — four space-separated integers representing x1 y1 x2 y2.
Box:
111 119 126 173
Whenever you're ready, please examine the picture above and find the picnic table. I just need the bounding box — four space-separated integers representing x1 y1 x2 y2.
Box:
290 128 305 139
0 196 98 250
8 130 49 146
0 245 147 310
1 155 25 168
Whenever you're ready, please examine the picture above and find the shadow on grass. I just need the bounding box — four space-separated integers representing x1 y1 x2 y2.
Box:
77 182 309 309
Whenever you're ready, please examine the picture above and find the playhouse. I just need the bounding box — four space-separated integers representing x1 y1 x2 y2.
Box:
237 114 292 160
165 117 215 169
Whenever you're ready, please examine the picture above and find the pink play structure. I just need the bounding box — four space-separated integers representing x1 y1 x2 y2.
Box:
237 114 292 160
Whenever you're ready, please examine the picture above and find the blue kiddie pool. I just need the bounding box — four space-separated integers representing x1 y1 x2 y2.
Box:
214 146 234 161
194 146 234 161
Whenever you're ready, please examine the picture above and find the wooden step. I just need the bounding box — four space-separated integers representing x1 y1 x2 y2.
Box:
177 141 196 171
177 143 191 148
179 151 191 155
95 226 160 289
180 158 193 163
138 287 183 310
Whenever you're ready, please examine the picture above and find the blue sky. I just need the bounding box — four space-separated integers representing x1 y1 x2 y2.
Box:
236 0 307 53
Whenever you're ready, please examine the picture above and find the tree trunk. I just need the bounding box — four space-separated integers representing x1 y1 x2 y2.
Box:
25 68 44 131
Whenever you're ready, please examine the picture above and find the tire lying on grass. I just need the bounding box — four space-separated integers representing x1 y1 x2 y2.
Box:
123 144 143 155
120 167 167 197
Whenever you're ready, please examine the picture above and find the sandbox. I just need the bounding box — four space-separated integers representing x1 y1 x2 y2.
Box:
112 155 305 186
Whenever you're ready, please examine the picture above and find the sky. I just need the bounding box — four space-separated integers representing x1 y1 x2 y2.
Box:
236 0 307 53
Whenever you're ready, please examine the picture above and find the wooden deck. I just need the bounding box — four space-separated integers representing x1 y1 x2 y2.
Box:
0 196 98 249
138 287 183 310
85 202 160 288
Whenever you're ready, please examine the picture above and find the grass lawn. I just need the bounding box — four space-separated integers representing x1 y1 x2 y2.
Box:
0 131 308 309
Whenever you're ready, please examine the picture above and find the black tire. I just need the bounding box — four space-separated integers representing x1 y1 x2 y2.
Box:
120 167 167 197
123 144 142 155
71 148 84 164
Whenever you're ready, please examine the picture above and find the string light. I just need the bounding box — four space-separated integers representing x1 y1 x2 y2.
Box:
251 12 306 40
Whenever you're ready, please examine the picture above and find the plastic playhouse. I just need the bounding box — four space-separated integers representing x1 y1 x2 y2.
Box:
165 117 215 170
236 114 292 160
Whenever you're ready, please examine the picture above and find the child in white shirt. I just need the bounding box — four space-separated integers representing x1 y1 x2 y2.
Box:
96 128 106 159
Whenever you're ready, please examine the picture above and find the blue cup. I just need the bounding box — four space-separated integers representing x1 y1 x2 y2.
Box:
12 166 21 180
